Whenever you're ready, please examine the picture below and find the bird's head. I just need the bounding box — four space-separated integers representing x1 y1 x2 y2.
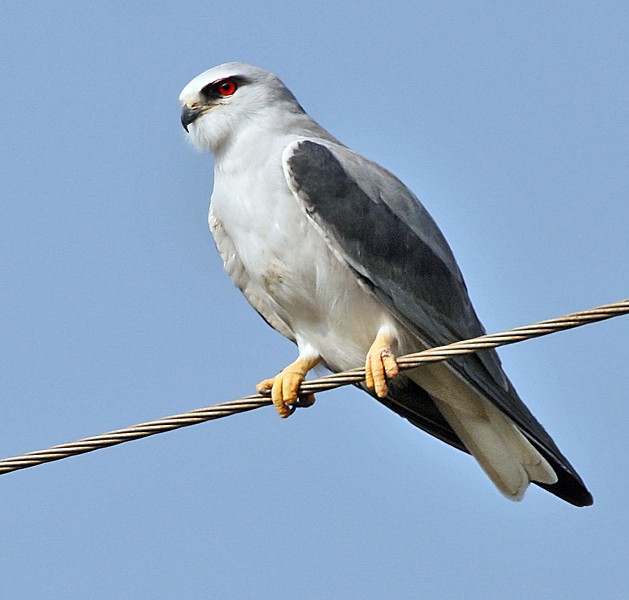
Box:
179 62 304 154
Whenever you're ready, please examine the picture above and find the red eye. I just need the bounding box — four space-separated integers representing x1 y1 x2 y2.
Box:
217 79 238 96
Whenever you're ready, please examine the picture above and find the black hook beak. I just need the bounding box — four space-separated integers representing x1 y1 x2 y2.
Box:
181 105 203 132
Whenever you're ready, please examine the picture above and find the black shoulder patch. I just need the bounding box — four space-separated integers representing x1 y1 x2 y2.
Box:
287 140 456 312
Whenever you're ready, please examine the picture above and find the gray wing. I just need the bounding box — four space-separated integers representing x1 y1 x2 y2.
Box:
282 139 592 506
283 138 507 393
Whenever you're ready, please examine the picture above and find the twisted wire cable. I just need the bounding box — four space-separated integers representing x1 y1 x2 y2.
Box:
1 299 626 476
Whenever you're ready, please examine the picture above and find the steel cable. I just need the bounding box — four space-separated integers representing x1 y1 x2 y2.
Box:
0 299 626 475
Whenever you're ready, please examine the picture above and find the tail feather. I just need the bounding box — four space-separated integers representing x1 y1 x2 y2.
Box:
433 396 557 500
489 408 558 486
377 374 592 506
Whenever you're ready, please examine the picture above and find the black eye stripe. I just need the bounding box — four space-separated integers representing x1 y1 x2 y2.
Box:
201 76 245 99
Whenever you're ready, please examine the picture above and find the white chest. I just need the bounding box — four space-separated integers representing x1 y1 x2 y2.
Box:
209 145 401 370
212 154 324 299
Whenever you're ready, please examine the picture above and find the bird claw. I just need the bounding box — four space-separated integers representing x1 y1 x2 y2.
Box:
365 334 399 398
256 358 318 418
293 393 316 409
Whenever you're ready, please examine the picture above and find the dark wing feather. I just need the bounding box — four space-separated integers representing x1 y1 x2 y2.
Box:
283 139 592 506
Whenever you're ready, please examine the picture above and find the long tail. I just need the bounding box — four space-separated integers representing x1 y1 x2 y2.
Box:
374 374 592 505
433 396 558 500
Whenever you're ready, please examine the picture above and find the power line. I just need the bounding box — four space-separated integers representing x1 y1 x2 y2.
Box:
0 299 627 476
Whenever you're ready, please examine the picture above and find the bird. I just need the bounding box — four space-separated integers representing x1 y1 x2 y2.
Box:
179 62 592 506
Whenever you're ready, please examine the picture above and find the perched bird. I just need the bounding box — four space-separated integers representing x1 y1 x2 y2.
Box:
179 62 592 506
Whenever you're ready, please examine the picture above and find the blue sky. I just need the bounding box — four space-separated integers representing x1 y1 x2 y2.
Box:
1 2 627 598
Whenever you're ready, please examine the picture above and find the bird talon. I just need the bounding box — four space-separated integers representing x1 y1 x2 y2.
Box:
294 393 316 408
257 356 320 418
365 332 399 398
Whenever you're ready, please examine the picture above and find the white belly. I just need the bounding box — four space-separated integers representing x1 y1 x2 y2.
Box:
210 161 403 372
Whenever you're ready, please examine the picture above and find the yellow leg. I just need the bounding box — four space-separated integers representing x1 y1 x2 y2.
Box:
365 330 399 398
256 355 321 418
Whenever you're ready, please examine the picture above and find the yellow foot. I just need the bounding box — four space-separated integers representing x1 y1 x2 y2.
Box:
365 331 399 398
256 355 320 418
